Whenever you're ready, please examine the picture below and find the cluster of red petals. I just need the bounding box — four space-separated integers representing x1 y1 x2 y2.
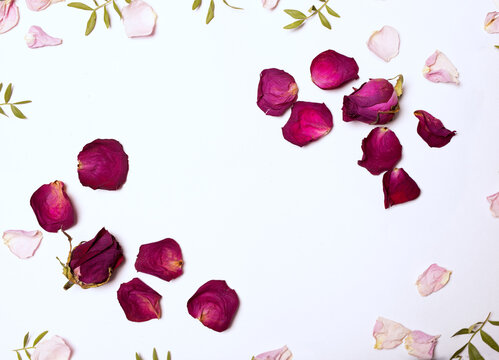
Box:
383 168 421 209
414 110 456 148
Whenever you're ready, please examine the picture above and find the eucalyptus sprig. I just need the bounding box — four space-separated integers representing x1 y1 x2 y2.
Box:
12 330 48 359
191 0 242 25
135 348 172 360
68 0 124 36
0 83 31 119
283 0 340 30
451 312 499 359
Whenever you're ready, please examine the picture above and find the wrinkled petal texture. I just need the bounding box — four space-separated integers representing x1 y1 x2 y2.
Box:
0 0 19 34
383 168 421 208
257 68 298 116
423 50 459 84
262 0 279 9
414 110 456 148
485 12 499 33
373 317 411 349
69 228 124 285
282 101 333 147
358 127 402 175
26 26 62 48
342 78 399 125
367 25 400 62
135 238 184 281
310 49 359 89
32 336 71 360
255 346 293 360
117 278 162 322
30 181 76 233
416 264 451 296
187 280 239 332
487 192 499 217
77 138 129 190
3 230 42 259
405 331 440 360
122 0 156 38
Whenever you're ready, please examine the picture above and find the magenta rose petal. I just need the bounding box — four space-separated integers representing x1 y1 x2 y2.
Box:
414 110 456 148
404 330 440 360
135 238 184 282
358 127 402 175
187 280 239 332
382 168 421 208
310 50 359 89
282 101 333 147
77 139 129 190
257 68 298 116
30 180 76 233
117 278 162 322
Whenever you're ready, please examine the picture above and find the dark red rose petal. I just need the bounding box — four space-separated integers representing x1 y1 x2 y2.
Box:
382 168 421 208
117 278 162 322
257 68 298 116
310 50 359 90
135 238 184 282
358 127 402 175
414 110 456 148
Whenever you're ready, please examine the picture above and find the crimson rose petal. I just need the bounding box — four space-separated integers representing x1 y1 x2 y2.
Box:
257 68 298 116
135 238 184 281
117 278 162 322
414 110 456 148
187 280 239 332
383 168 421 208
358 127 402 175
30 180 75 233
77 139 129 190
282 101 333 147
310 50 359 89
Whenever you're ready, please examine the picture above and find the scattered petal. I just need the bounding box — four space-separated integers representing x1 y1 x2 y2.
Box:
485 12 499 33
487 192 499 217
25 0 63 11
373 317 411 349
416 264 451 296
414 110 456 148
3 230 42 259
367 25 400 62
310 49 359 89
358 127 402 175
383 168 421 208
135 238 184 282
0 0 20 34
117 277 162 322
254 346 293 360
422 50 459 85
257 68 298 116
405 330 440 360
32 335 71 360
25 26 62 48
122 0 157 38
262 0 279 10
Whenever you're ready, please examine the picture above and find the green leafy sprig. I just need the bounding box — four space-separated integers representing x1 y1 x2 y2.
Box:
68 0 125 36
451 313 499 359
0 83 31 119
191 0 242 25
12 330 48 359
283 0 340 30
495 45 499 49
136 348 172 360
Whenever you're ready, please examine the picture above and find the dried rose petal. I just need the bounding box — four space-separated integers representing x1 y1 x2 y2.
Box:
122 0 156 38
487 192 499 217
77 139 129 190
117 278 162 322
262 0 279 9
383 168 421 208
367 25 400 62
485 12 499 33
310 50 359 89
373 317 411 349
414 110 456 148
254 346 293 360
32 335 71 360
3 230 42 259
257 68 298 116
282 101 333 147
187 280 239 332
423 50 459 85
30 181 76 233
25 0 62 11
358 127 402 175
135 238 184 281
0 0 19 34
416 264 451 297
25 26 62 49
404 331 440 360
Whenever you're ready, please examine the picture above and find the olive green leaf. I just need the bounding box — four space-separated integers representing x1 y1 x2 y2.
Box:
0 107 6 116
86 11 97 35
11 105 26 119
480 330 499 352
23 332 29 347
167 351 171 360
0 83 3 93
25 349 31 359
495 45 499 49
489 320 499 326
468 343 484 360
112 0 122 18
13 100 32 105
222 0 242 10
103 6 110 28
284 9 307 19
152 348 158 360
325 5 339 17
68 2 93 10
33 331 48 346
452 328 470 337
283 19 304 29
450 344 467 359
135 353 142 360
318 11 331 29
17 352 22 360
4 83 13 103
192 0 201 10
206 0 214 24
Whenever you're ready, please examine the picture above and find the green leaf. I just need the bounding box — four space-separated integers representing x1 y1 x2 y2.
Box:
112 0 122 18
452 328 470 337
152 348 158 360
67 2 93 10
468 343 485 360
23 332 29 347
85 11 97 36
283 19 304 29
11 105 26 119
489 320 499 326
25 349 31 359
318 11 331 29
167 351 171 360
192 0 201 10
124 0 130 4
13 100 32 105
480 330 499 352
450 344 467 359
0 106 6 116
16 351 22 360
206 0 214 24
495 45 499 49
0 83 3 93
135 353 142 360
4 83 12 103
103 6 110 28
284 9 307 19
33 331 48 346
222 0 242 9
325 5 340 17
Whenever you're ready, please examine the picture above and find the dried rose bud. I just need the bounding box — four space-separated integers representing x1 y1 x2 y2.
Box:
3 230 42 259
343 77 401 125
77 139 129 190
135 238 184 281
373 317 410 350
416 264 451 297
422 50 459 85
414 110 456 148
404 331 440 360
254 346 293 360
383 168 421 209
30 180 76 233
485 12 499 33
310 50 359 89
117 278 162 322
187 280 239 332
282 101 333 147
358 127 402 175
257 68 298 116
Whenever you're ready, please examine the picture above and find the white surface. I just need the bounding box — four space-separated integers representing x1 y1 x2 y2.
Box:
1 0 499 359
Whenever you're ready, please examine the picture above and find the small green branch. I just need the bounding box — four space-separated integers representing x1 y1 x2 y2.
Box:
283 0 340 30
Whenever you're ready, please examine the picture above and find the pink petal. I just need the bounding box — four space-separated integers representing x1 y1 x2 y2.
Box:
383 168 421 208
255 346 293 360
32 336 71 360
262 0 279 10
367 25 400 62
423 50 459 85
0 0 20 34
373 317 411 349
25 26 62 48
416 264 451 297
404 330 440 360
358 127 402 175
3 230 43 259
485 12 499 33
487 192 499 217
414 110 456 148
122 0 156 38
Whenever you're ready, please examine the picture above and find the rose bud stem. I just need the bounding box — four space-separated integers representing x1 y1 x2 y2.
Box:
56 230 76 290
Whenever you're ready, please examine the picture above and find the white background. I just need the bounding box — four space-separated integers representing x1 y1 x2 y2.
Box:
1 0 499 359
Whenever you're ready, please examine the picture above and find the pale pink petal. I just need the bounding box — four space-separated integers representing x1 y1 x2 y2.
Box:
405 330 440 360
262 0 279 10
373 317 411 349
25 26 62 48
485 12 499 33
367 25 400 62
422 50 459 84
416 264 451 296
122 0 156 38
0 0 20 34
32 336 71 360
3 230 43 259
254 346 293 360
25 0 63 11
487 192 499 217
